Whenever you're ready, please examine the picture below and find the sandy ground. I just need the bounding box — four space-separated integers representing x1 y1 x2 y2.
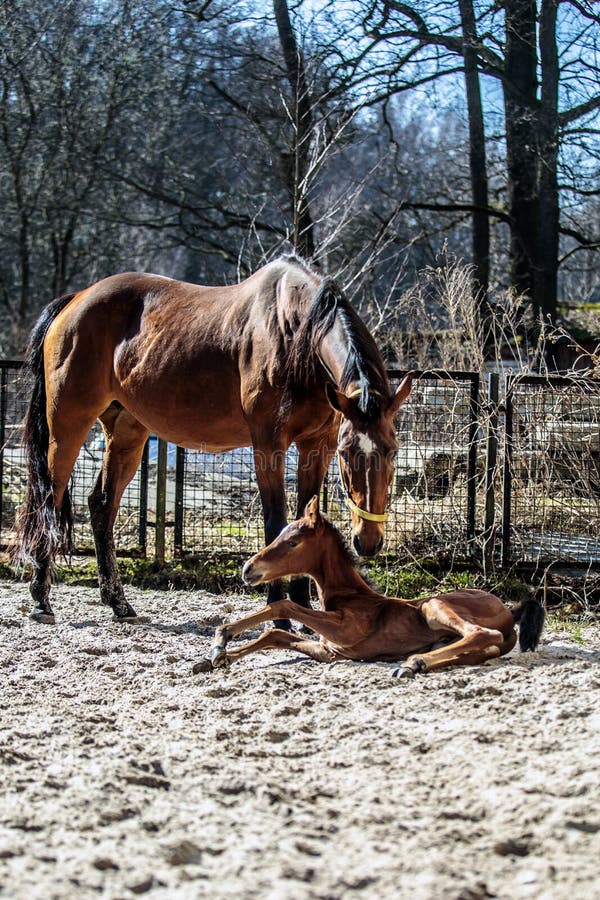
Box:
1 579 599 900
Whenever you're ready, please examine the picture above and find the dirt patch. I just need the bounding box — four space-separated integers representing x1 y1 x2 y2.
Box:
1 579 599 899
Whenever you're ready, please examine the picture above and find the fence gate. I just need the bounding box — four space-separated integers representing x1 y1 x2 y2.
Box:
502 375 600 570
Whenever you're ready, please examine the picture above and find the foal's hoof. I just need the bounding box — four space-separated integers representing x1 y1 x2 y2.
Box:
210 646 229 669
192 658 213 675
30 609 55 625
392 665 415 680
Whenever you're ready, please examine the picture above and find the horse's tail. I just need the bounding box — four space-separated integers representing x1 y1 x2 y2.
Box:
11 294 77 566
512 595 546 651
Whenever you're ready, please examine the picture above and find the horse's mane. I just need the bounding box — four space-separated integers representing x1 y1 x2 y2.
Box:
282 264 389 419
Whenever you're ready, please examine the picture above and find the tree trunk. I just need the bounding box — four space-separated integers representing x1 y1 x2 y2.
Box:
458 0 490 321
273 0 316 260
503 0 539 309
536 0 560 322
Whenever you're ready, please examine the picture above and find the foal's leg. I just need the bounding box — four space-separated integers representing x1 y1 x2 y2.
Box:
214 630 335 667
289 434 336 611
210 599 346 667
393 597 510 679
89 404 149 620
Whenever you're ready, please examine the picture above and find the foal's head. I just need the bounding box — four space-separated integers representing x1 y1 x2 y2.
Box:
326 373 412 557
242 496 338 586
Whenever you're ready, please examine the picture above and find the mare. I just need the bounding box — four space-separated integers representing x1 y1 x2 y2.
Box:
208 496 545 676
13 255 412 625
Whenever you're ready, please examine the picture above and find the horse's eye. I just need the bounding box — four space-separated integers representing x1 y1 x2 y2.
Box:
287 539 298 548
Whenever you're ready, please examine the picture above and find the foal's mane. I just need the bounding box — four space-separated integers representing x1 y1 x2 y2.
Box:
319 514 358 568
318 515 389 596
281 256 389 418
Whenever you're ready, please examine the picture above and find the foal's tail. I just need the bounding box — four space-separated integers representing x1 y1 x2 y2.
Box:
512 595 546 652
11 294 77 566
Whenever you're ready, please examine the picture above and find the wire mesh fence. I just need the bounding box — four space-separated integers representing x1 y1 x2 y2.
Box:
0 361 147 554
322 372 480 559
1 360 599 570
164 371 479 560
503 375 600 568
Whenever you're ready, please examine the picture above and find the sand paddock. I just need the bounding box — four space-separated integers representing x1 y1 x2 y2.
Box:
1 580 599 899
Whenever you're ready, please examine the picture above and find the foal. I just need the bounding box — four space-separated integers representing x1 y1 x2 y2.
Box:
208 497 544 678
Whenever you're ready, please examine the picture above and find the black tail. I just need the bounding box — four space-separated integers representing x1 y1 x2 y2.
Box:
11 294 77 566
513 596 546 652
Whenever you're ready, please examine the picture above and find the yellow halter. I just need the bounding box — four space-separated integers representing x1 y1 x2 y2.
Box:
336 387 389 523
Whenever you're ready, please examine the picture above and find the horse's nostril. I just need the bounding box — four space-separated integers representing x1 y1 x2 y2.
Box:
352 534 362 554
242 561 253 582
375 536 384 554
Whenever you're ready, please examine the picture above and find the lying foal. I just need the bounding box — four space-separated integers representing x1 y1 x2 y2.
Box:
207 497 544 678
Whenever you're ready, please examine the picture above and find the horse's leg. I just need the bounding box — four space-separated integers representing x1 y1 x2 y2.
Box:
211 599 346 667
89 404 149 620
31 413 100 623
289 433 336 610
392 597 511 679
252 439 290 627
212 630 335 667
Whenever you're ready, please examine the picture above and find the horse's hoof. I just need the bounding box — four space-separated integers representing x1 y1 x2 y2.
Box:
114 614 149 624
210 646 229 669
392 665 415 680
192 658 213 674
30 609 55 625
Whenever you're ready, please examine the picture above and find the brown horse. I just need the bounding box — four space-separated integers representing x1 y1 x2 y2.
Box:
13 255 412 625
207 496 545 676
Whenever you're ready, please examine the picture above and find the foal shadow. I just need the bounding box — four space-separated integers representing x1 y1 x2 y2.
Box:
509 644 600 665
136 620 214 637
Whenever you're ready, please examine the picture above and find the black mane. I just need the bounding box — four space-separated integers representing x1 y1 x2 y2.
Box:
284 272 389 419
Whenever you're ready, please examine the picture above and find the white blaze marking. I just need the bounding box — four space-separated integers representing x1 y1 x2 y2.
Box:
356 432 377 511
357 433 376 455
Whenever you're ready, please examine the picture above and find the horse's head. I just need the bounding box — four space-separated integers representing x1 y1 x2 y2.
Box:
326 373 413 557
242 496 324 586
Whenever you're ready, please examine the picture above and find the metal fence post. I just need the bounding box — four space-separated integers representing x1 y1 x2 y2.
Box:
466 375 480 541
501 377 514 568
483 373 499 574
174 446 185 556
138 439 149 556
155 438 168 564
0 366 7 546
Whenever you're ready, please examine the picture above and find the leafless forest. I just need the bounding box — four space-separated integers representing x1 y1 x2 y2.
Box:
1 1 599 362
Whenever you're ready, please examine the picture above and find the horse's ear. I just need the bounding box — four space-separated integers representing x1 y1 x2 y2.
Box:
326 383 355 418
304 495 320 527
387 373 413 417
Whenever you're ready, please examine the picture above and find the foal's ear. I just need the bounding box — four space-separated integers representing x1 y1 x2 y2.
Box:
326 383 356 418
304 495 321 527
387 372 413 417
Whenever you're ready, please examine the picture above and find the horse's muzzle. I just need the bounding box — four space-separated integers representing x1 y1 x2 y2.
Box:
242 560 262 586
352 533 384 557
